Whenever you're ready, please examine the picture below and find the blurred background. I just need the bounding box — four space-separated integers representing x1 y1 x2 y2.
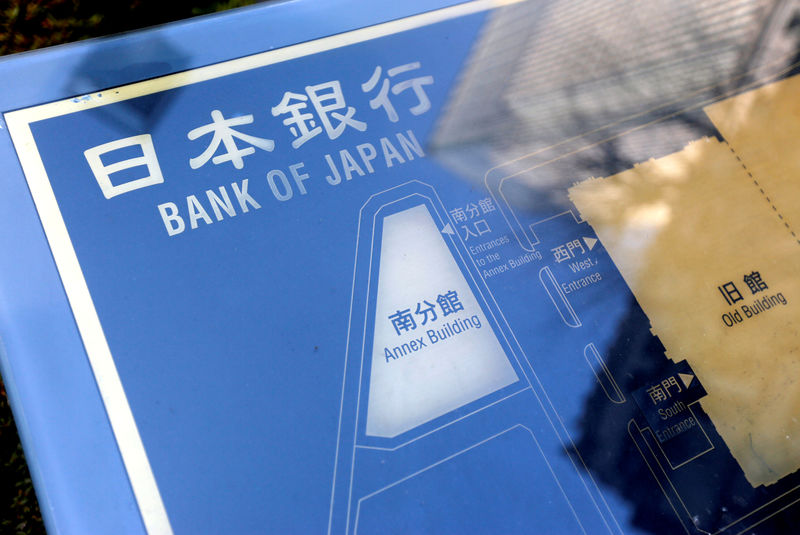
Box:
0 1 260 55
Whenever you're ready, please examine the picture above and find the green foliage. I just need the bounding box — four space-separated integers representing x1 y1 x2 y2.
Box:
1 379 44 535
1 0 262 55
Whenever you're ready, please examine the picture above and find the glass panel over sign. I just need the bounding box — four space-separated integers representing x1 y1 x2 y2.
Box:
4 0 800 533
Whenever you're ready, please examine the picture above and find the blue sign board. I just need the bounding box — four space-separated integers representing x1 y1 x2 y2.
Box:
2 1 800 533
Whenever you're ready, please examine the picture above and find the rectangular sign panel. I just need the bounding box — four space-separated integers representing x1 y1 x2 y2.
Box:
2 0 800 533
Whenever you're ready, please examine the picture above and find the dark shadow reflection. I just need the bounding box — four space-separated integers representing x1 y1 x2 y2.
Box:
427 1 800 533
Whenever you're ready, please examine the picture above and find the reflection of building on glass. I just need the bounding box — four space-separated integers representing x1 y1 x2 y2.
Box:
431 0 785 153
569 135 800 487
84 134 164 199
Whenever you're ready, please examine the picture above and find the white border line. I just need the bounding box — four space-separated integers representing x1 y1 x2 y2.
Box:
5 0 521 124
5 120 173 534
3 1 523 533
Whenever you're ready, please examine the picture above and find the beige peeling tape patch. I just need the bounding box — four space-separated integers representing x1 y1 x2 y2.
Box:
705 75 800 243
569 137 800 487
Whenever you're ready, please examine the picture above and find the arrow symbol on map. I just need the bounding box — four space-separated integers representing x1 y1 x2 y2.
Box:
678 373 694 388
441 223 455 236
583 237 598 251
